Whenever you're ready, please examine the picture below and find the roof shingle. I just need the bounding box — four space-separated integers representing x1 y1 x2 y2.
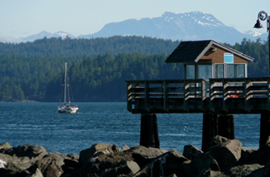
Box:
165 40 254 63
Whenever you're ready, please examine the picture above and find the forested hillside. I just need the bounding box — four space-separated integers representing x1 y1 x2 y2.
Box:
0 36 179 57
0 36 268 102
230 38 269 77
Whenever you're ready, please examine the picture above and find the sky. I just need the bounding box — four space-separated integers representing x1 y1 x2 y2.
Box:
1 0 270 38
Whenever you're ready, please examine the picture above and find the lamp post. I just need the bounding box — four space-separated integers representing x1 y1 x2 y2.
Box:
254 11 270 76
255 11 270 148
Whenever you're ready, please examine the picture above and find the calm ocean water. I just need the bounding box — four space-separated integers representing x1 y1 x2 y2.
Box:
0 102 260 155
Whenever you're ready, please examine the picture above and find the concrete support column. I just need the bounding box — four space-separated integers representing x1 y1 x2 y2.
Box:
218 114 235 139
260 112 270 147
140 114 160 148
202 112 218 152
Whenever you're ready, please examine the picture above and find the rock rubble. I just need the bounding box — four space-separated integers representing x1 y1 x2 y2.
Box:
1 136 270 177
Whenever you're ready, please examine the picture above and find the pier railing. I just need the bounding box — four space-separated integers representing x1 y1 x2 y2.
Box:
126 77 270 114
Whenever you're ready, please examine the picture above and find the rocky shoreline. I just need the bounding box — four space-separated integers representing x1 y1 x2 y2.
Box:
0 135 270 177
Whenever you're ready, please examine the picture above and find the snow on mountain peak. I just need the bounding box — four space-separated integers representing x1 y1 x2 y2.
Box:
161 11 224 28
245 30 262 37
53 31 74 39
55 31 68 37
164 16 173 22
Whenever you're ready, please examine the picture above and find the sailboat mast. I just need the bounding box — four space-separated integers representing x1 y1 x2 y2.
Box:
64 62 67 104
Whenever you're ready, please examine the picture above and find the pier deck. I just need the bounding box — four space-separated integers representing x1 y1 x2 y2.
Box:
127 77 270 114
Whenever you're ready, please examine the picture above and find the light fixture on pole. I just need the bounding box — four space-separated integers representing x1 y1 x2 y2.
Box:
254 11 270 76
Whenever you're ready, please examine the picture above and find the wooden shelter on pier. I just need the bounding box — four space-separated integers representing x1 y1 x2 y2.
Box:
166 40 253 79
126 40 270 151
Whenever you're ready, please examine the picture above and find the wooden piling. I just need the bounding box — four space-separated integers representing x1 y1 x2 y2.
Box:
218 114 235 139
202 112 218 152
140 114 160 148
202 113 235 152
260 112 270 147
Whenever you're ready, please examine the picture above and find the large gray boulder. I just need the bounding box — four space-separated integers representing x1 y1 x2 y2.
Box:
79 143 120 165
223 163 264 177
62 153 79 176
37 152 79 177
162 149 189 175
233 147 258 167
207 136 242 171
131 146 167 167
209 136 229 148
134 149 188 177
98 160 140 177
37 153 65 177
121 144 130 151
183 144 203 160
1 144 48 159
247 165 270 177
0 153 10 168
239 143 270 165
0 142 79 177
79 145 140 177
134 148 219 177
0 142 12 150
0 159 6 168
179 153 220 177
27 168 44 177
0 144 48 176
79 145 167 177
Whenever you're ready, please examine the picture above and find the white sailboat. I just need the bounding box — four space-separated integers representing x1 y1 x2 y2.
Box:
58 63 79 114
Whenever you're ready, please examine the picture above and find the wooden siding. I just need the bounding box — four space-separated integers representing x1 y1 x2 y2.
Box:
200 45 248 64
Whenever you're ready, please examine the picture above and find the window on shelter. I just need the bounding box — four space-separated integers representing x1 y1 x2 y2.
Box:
215 64 224 78
224 53 234 63
227 65 235 78
198 65 212 79
237 64 245 78
186 65 195 79
226 64 245 78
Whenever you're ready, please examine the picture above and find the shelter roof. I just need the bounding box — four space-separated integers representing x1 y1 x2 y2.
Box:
165 40 254 63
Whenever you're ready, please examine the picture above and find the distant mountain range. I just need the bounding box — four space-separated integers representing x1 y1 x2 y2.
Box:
0 11 267 44
0 31 75 43
21 31 76 42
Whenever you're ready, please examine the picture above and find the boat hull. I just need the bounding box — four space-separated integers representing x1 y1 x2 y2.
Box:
58 105 79 114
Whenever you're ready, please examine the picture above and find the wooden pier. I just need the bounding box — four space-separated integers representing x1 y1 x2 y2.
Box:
126 78 270 151
127 78 270 114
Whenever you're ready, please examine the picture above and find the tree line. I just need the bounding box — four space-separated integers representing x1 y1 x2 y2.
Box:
0 36 268 102
0 36 179 57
